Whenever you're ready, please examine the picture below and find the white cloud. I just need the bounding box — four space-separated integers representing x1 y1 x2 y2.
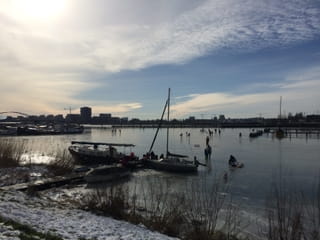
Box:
91 103 143 116
171 66 320 118
0 0 319 116
84 0 320 72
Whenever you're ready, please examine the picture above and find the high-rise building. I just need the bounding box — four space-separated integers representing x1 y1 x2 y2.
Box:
80 106 92 123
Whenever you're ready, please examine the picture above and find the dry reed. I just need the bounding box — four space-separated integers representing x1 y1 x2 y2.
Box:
0 139 25 168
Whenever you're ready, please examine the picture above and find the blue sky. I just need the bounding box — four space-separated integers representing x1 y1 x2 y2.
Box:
1 0 320 119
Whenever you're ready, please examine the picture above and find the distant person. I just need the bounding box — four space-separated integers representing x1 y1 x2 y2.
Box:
204 145 212 160
229 155 237 167
223 171 228 182
207 144 212 156
204 144 212 161
208 129 213 136
194 156 199 167
204 148 209 160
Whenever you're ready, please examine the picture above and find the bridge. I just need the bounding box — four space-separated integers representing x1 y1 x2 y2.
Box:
0 111 30 117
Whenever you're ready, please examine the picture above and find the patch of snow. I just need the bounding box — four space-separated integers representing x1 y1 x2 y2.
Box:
0 166 51 187
20 153 55 165
0 190 179 240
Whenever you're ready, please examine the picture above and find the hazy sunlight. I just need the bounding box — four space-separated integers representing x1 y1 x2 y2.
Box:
14 0 66 21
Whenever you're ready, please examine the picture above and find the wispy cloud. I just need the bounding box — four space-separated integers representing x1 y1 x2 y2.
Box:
171 66 320 118
91 103 142 116
1 0 319 72
86 0 320 72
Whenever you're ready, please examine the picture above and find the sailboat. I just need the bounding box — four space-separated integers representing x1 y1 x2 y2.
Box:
143 88 199 173
275 96 285 139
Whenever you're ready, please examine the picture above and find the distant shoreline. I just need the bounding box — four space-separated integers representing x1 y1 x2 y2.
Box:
100 123 320 129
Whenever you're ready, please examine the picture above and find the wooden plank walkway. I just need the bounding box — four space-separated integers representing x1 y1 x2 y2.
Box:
0 173 86 192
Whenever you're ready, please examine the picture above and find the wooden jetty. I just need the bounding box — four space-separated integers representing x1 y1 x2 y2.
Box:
0 173 86 192
270 128 320 135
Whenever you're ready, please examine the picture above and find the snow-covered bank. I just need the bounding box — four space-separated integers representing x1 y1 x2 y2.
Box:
0 190 178 240
0 222 20 240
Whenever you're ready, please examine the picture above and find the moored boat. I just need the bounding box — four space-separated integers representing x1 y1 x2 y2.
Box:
275 96 285 139
144 153 198 173
119 153 144 169
144 88 199 173
0 126 17 136
249 130 263 138
68 141 136 165
275 128 285 139
16 124 84 135
84 165 131 183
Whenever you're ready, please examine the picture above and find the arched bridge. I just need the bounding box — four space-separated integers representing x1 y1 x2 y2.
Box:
0 111 29 117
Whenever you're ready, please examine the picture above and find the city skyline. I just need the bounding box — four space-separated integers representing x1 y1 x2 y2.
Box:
1 105 317 123
1 0 320 120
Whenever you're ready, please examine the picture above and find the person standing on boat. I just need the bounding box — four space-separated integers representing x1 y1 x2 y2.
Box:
150 151 156 160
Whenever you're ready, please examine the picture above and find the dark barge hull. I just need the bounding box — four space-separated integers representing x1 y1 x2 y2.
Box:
68 146 117 165
144 159 198 173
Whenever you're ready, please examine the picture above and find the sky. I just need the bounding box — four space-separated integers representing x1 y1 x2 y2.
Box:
0 0 320 120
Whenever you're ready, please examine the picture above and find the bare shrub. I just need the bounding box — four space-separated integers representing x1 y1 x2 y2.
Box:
264 179 304 240
221 200 246 240
184 175 228 239
81 175 243 240
82 186 130 220
136 177 186 237
47 149 74 176
304 177 320 240
0 139 25 168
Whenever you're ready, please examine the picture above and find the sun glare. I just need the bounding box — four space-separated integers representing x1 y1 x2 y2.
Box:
15 0 66 20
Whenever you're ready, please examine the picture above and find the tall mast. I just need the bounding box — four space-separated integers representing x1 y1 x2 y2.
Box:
148 99 168 153
279 96 282 119
166 88 170 158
